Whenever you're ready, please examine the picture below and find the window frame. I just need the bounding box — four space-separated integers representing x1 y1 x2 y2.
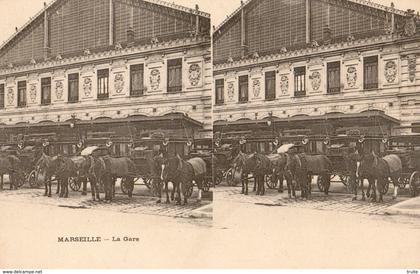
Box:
97 69 110 100
41 77 51 105
238 75 249 103
215 79 224 105
327 61 341 94
68 73 79 103
363 56 379 90
265 71 276 101
294 66 306 97
167 58 183 93
17 81 27 108
130 64 145 97
0 84 4 109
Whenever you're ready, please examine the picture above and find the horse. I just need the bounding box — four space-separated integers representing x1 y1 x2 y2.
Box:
35 153 59 197
268 153 296 198
54 156 78 198
232 152 272 196
356 151 402 202
152 154 175 204
89 155 136 202
286 153 332 199
0 155 24 190
161 155 207 205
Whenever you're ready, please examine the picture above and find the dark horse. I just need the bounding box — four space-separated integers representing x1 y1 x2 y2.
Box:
286 153 332 199
36 153 59 197
268 153 296 198
232 152 272 196
54 156 78 198
357 151 402 202
0 155 24 190
89 155 136 202
161 155 207 205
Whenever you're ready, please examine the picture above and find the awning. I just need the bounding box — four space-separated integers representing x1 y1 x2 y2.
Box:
0 113 203 130
214 111 399 128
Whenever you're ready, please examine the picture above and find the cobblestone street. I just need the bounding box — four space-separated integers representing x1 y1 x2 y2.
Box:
214 179 412 216
0 180 212 223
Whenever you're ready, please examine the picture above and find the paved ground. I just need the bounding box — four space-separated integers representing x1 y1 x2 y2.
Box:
0 179 212 221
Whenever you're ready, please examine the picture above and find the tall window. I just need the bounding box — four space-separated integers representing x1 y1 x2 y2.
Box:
97 69 109 99
17 81 26 107
167 59 182 93
215 79 224 105
68 73 79 103
327 61 341 94
265 71 276 100
130 64 144 96
41 77 51 105
294 67 306 97
0 84 4 109
364 56 378 89
238 75 249 103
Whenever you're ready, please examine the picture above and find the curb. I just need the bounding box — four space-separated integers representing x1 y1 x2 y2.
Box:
189 203 212 219
384 208 420 218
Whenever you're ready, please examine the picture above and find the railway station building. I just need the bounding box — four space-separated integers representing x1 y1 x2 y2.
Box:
0 0 211 156
213 0 420 154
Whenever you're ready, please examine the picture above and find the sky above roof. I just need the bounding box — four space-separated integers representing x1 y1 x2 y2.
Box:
0 0 418 45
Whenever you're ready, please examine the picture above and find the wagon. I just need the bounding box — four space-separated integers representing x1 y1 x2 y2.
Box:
213 144 235 186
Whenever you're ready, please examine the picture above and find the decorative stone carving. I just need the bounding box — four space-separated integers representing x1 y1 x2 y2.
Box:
280 75 289 95
114 73 124 94
346 67 357 88
7 88 14 105
83 77 92 97
384 61 397 83
309 71 321 91
150 69 161 91
252 79 260 98
408 54 417 83
227 82 234 100
188 64 201 86
29 84 37 103
403 10 417 37
55 81 63 100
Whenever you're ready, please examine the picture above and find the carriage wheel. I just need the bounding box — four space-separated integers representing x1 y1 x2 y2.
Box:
226 168 235 186
317 176 326 192
69 177 81 191
397 177 409 189
143 177 152 190
339 175 349 187
381 180 390 195
28 170 38 188
121 178 129 194
265 175 278 189
409 172 419 197
185 184 193 198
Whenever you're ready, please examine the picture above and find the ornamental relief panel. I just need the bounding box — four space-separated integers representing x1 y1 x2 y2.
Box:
279 75 289 96
309 71 322 92
346 67 357 88
114 73 125 94
408 54 417 83
384 60 398 84
55 81 64 101
188 63 202 87
7 87 14 106
83 77 93 97
149 69 161 91
29 83 37 104
251 78 261 99
227 81 235 101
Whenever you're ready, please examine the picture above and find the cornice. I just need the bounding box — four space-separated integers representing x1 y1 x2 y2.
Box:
213 34 418 73
0 36 210 77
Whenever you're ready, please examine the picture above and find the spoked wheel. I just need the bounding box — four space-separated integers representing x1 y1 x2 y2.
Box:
143 177 152 190
69 177 81 191
382 180 390 195
265 174 278 189
185 184 194 198
28 170 38 188
317 176 326 193
339 175 349 187
121 178 129 194
409 171 420 197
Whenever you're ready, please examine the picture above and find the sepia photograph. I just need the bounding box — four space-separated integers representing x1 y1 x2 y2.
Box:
0 0 419 271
